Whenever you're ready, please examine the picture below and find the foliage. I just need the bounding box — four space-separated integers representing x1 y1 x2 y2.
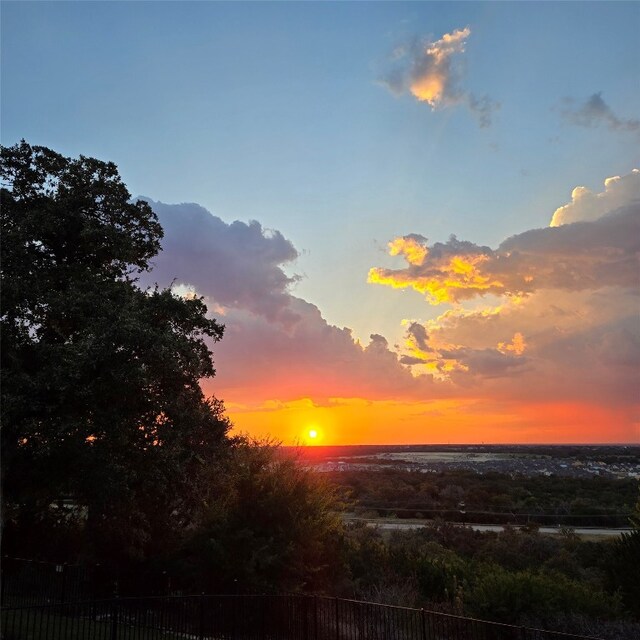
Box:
608 488 640 616
465 564 620 624
1 141 230 562
172 438 344 594
339 521 627 633
330 468 637 526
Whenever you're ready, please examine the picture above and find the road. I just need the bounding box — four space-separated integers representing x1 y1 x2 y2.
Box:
343 517 632 538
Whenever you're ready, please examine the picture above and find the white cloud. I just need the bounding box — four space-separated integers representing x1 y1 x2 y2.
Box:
550 169 640 226
138 198 300 325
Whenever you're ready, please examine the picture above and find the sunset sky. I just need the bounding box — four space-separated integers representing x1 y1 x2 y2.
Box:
3 2 639 444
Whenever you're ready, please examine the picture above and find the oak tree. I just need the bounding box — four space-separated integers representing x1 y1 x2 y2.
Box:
1 141 230 561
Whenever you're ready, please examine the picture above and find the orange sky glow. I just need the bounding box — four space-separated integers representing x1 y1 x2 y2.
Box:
224 397 637 446
196 168 640 447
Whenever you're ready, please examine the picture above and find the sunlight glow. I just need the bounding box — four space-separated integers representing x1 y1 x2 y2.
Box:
303 425 323 445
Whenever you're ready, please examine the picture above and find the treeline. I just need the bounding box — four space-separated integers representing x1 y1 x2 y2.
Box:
328 469 637 526
339 520 640 639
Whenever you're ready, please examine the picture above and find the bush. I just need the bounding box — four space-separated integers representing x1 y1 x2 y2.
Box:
174 438 343 594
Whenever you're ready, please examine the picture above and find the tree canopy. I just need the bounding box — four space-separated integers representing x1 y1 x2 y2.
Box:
1 141 230 561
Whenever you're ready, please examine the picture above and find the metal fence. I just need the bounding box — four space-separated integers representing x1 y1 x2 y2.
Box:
0 594 602 640
1 556 170 606
0 557 100 607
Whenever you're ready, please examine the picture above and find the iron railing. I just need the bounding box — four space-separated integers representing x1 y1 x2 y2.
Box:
0 594 602 640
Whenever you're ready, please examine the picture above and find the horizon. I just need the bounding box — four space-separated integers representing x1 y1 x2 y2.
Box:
287 443 640 448
2 1 639 445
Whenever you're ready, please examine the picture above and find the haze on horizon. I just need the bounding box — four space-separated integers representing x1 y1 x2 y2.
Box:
2 1 639 445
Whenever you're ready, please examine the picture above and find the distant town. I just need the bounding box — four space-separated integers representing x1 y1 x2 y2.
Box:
298 444 640 479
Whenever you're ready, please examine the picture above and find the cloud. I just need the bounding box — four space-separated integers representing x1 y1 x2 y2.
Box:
134 189 637 442
561 92 640 133
369 172 640 304
398 313 530 381
138 198 300 325
407 27 470 107
467 94 499 129
379 27 499 127
138 198 436 406
204 297 428 405
386 287 637 419
439 345 529 379
388 234 429 266
406 288 640 407
369 169 639 417
497 332 526 355
550 169 640 226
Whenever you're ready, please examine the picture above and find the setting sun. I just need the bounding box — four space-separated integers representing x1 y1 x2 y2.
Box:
303 425 323 445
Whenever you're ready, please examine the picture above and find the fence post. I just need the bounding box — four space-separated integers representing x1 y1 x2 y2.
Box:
334 597 339 640
314 596 319 640
1 564 6 605
110 599 119 640
302 596 309 640
231 593 237 640
59 564 67 604
421 608 427 640
199 594 205 640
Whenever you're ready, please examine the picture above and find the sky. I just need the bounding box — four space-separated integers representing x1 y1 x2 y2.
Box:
2 1 639 444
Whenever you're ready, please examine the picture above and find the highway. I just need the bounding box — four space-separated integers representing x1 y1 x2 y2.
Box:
343 517 632 538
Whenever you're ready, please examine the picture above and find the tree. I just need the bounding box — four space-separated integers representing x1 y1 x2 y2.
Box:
175 438 344 594
1 141 230 562
608 488 640 616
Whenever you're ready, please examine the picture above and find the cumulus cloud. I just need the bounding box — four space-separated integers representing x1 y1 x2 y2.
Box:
401 288 639 406
497 332 526 355
369 170 640 420
379 27 499 127
133 188 637 439
369 169 639 418
398 314 529 381
369 176 640 304
550 169 640 226
561 92 640 133
388 234 429 266
138 198 435 405
204 296 427 404
440 345 529 379
138 199 300 325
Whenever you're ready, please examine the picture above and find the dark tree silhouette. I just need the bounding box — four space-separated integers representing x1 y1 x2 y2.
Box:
1 141 230 561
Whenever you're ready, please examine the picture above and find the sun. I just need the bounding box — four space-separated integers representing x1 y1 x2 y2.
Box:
303 426 322 445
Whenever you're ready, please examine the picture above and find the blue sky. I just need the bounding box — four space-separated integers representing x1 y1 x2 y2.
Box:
2 2 639 442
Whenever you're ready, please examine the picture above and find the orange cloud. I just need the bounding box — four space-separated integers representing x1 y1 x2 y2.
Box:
498 332 526 356
388 234 428 266
369 195 639 304
410 27 470 106
368 251 504 304
379 27 498 126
